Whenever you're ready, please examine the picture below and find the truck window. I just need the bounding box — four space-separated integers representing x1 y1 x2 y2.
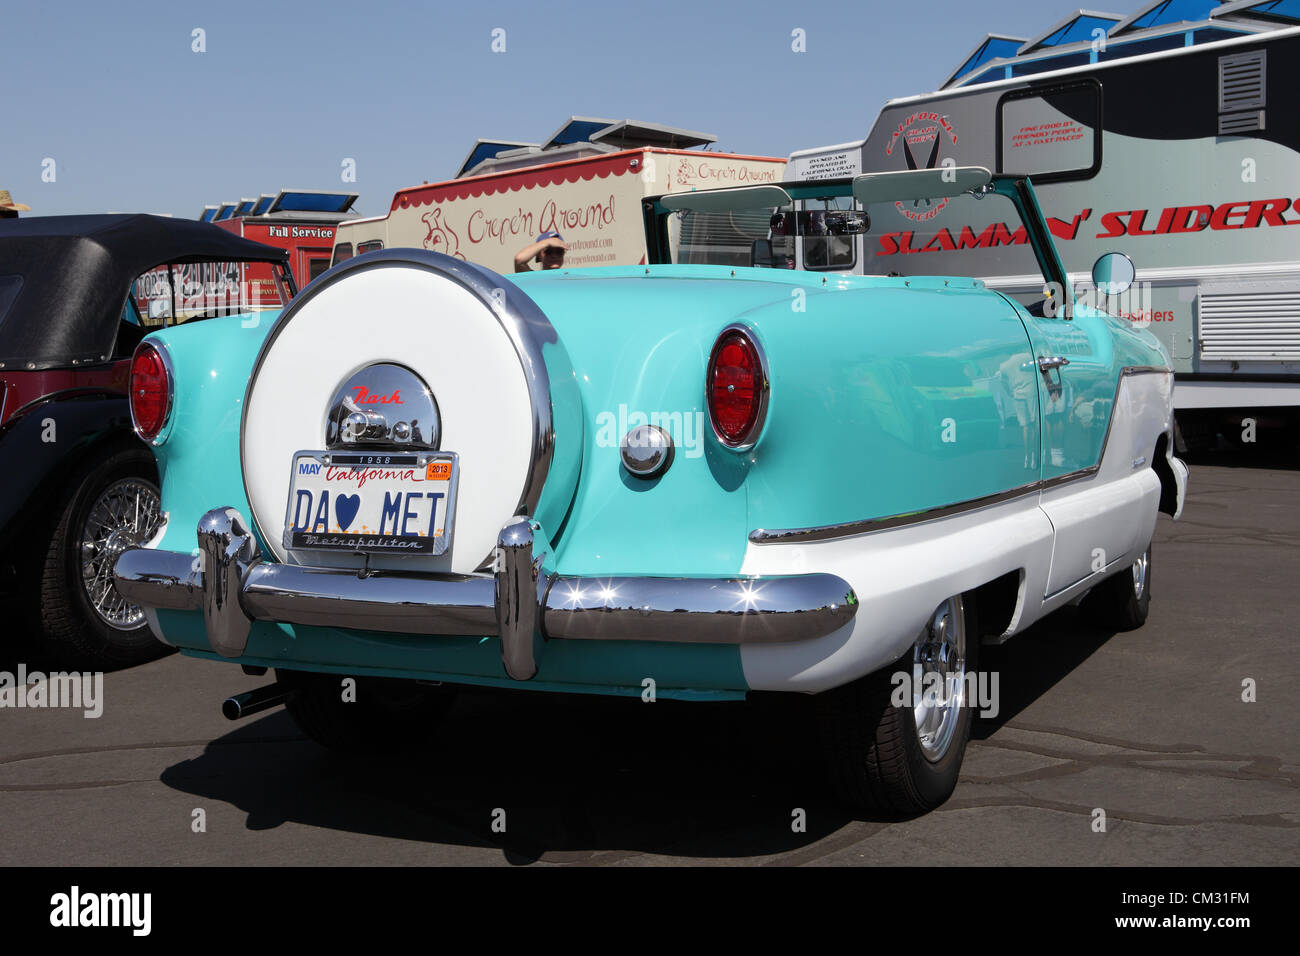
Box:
357 240 384 255
997 80 1101 183
331 244 353 268
672 205 794 267
802 196 859 271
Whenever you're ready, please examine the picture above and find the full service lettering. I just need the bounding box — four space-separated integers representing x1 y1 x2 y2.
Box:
265 225 335 239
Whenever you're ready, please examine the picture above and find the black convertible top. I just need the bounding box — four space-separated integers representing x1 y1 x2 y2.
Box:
0 214 289 370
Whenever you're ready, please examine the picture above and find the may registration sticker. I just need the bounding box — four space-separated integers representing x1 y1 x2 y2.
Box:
283 451 459 556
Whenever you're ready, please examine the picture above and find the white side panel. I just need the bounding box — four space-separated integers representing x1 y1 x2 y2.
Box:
1040 371 1171 595
738 496 1054 694
737 369 1179 694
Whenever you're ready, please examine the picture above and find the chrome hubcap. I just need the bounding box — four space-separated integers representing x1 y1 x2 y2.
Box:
80 478 162 629
1131 547 1149 601
912 596 967 763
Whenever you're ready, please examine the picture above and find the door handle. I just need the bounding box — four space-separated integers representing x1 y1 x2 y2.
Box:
1037 355 1071 372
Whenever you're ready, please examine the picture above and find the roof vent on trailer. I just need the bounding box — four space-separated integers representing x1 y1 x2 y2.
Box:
1218 50 1266 134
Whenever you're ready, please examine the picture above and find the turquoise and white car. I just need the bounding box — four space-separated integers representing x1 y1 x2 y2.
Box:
115 167 1186 815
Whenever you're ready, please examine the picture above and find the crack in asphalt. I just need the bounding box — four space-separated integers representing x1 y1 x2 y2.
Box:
0 736 303 768
943 721 1300 829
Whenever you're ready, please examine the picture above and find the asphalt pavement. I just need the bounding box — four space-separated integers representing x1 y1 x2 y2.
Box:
1 453 1296 866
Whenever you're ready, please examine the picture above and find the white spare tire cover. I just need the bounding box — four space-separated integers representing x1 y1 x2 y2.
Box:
241 250 581 576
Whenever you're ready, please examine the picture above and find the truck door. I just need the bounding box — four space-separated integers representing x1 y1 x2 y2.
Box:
301 248 333 286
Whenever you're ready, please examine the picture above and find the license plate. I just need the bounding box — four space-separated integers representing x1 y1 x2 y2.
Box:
283 451 459 556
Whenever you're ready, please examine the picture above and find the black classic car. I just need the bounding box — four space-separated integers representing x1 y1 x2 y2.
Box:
0 214 294 666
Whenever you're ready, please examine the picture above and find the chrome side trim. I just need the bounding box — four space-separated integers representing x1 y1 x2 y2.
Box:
749 366 1172 544
750 481 1043 544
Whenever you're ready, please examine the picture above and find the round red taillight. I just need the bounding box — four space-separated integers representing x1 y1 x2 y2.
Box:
130 343 170 441
707 328 767 448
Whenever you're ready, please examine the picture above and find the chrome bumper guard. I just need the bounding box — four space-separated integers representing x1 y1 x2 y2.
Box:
114 507 857 681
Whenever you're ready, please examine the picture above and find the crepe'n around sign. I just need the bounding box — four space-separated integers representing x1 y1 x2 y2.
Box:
331 118 786 274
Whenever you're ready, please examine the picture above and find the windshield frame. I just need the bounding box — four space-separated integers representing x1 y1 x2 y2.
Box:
643 173 1070 307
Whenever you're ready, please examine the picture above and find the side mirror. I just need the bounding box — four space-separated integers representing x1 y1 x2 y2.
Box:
1092 252 1135 296
751 239 775 268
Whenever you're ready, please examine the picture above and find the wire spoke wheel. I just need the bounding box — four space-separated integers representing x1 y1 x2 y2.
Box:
78 477 162 629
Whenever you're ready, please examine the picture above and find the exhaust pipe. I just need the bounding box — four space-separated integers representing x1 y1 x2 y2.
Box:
222 682 288 721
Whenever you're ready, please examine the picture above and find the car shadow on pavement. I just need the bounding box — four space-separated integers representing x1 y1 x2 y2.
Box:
158 609 1121 862
0 622 175 675
1184 450 1300 471
160 689 870 863
973 605 1118 739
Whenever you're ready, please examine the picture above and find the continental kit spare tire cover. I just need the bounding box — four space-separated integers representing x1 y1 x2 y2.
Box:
240 249 582 576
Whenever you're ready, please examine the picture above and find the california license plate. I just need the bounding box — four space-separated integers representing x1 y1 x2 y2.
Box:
283 451 459 556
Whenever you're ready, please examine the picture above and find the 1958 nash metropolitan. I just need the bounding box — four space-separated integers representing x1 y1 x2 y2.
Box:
114 167 1187 814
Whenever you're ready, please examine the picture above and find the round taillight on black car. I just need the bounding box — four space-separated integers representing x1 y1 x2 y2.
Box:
707 326 768 449
130 343 171 442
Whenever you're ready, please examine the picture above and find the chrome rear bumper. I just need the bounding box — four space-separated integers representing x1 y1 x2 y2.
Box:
114 507 857 681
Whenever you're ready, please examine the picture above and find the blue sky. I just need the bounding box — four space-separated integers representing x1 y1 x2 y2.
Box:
2 0 1108 218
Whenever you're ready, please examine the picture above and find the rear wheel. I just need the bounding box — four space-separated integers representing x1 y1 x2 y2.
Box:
816 594 979 816
279 670 457 754
30 445 169 668
1081 541 1151 631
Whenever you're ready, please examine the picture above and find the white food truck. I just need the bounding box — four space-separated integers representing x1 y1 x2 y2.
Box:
783 1 1300 434
332 117 786 275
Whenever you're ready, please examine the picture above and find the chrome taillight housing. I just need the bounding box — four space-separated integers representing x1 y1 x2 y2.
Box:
129 342 172 443
706 325 769 449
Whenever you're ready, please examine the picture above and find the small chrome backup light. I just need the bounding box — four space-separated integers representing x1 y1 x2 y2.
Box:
621 424 674 478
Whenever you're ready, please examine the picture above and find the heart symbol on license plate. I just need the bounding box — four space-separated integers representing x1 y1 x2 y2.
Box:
335 494 361 532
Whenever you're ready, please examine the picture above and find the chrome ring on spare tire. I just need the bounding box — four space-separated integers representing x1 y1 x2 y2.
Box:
80 477 162 629
911 596 967 762
1131 546 1150 601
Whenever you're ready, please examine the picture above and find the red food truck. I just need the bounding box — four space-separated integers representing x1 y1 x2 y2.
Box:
202 189 358 297
133 190 357 322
